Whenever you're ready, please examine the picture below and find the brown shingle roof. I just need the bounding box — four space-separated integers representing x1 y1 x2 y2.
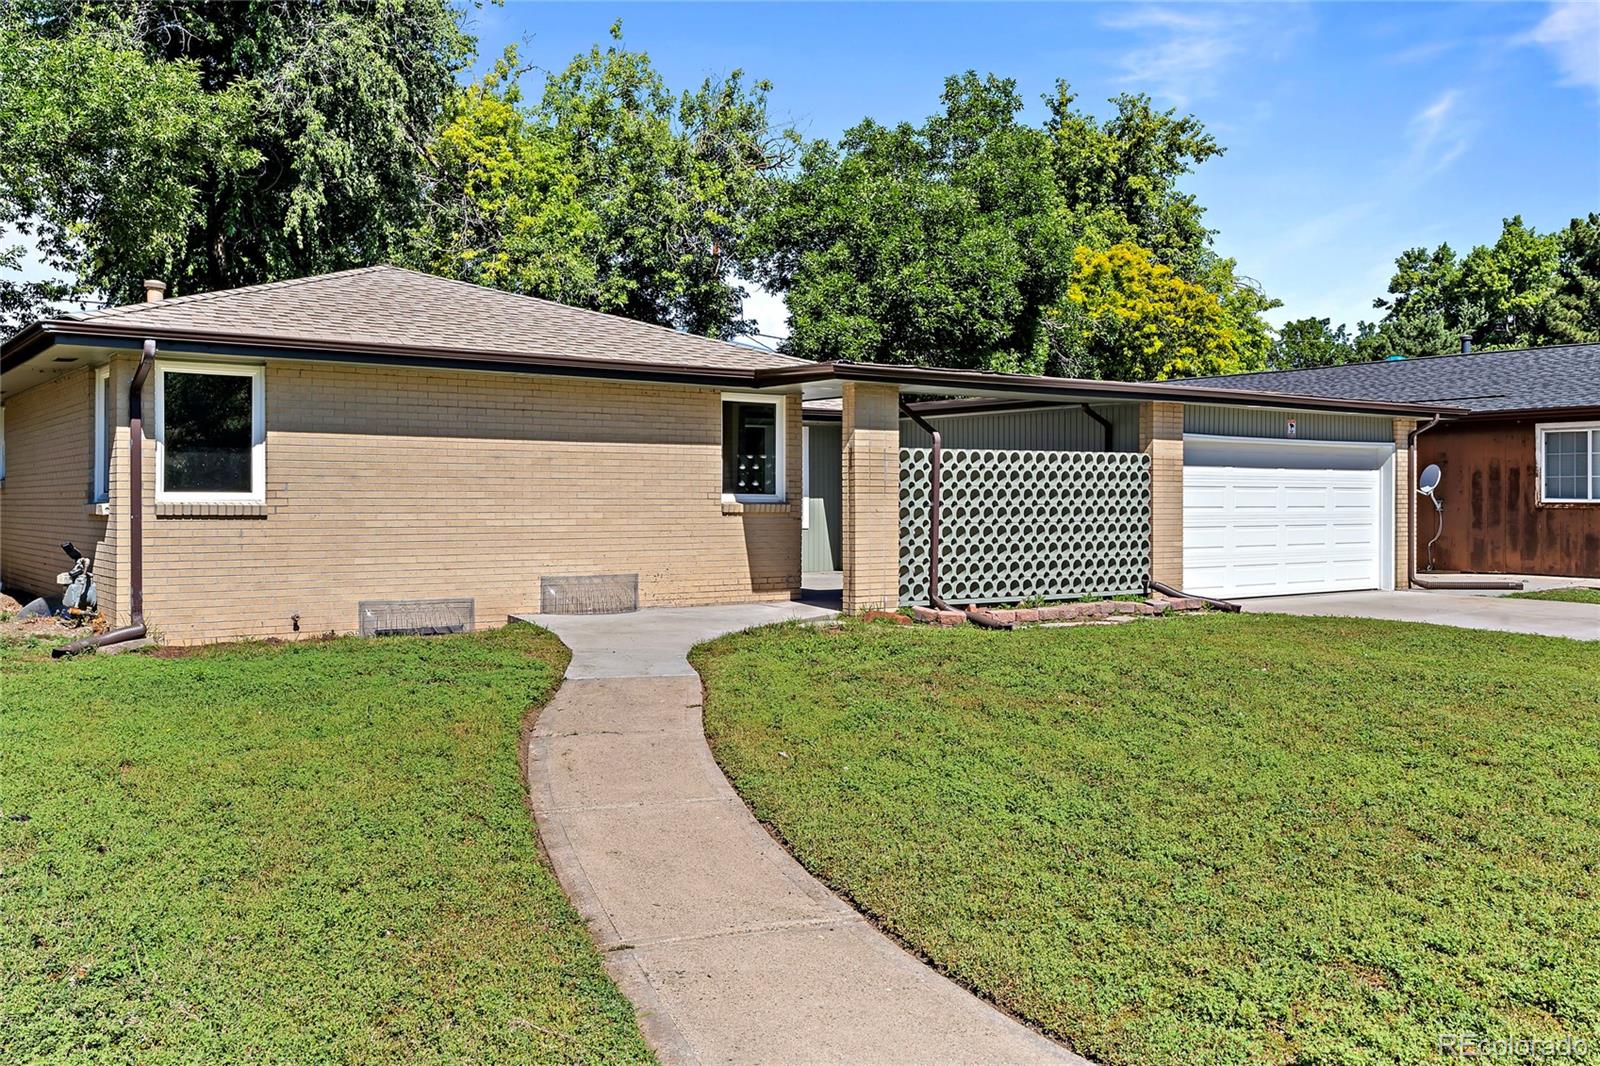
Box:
69 265 807 372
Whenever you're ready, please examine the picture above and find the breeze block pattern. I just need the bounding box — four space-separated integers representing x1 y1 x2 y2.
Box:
898 447 1152 606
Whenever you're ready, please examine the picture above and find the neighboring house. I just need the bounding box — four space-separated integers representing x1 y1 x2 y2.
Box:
1171 343 1600 578
1 266 1449 644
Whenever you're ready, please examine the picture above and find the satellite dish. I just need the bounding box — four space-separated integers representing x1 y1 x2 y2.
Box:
1417 464 1442 496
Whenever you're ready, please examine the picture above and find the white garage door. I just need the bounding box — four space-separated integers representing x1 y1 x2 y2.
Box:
1183 441 1392 599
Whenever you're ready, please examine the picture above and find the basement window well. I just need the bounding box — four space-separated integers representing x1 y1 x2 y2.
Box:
721 394 784 503
155 362 265 503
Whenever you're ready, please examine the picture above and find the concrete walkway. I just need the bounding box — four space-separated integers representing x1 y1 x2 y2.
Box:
521 602 1084 1066
1242 588 1599 641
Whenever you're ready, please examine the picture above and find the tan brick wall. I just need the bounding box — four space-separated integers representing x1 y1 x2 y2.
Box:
1393 418 1416 589
86 360 803 644
1139 401 1184 588
840 381 901 613
0 367 114 606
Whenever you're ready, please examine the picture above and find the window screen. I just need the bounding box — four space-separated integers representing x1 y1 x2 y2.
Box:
163 371 254 494
1543 429 1593 501
722 401 778 498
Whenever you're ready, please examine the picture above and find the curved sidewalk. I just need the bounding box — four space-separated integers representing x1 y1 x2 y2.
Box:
521 603 1086 1065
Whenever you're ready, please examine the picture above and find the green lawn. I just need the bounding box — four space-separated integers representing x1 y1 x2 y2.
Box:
1507 586 1600 604
693 615 1600 1066
1 626 652 1064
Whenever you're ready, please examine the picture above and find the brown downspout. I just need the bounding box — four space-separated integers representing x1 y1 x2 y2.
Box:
55 339 156 656
1079 404 1114 452
899 400 1012 630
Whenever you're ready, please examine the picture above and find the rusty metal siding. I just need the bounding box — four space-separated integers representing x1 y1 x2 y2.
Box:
1184 403 1391 443
1419 418 1600 577
901 402 1140 452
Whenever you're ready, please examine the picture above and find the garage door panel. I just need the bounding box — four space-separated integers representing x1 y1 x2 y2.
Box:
1184 453 1386 599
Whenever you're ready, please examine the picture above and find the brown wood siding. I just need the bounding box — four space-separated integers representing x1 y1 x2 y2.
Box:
1418 418 1600 577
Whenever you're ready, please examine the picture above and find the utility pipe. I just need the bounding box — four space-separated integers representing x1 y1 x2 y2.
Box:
1405 414 1442 591
55 340 156 657
898 400 1012 629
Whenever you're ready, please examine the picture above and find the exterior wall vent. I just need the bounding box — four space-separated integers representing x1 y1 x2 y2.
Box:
358 598 474 637
540 574 639 614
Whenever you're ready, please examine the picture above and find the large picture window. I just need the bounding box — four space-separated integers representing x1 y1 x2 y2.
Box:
155 362 265 502
721 394 785 502
1537 421 1600 503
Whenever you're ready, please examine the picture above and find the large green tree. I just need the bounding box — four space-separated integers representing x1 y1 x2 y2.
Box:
1360 215 1592 358
412 25 798 338
1542 213 1600 344
1 0 470 328
749 73 1275 378
1268 317 1360 371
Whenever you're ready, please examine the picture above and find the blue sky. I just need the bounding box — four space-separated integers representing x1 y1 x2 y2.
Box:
466 1 1600 340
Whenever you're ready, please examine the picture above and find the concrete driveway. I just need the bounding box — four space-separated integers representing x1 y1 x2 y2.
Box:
1242 588 1599 640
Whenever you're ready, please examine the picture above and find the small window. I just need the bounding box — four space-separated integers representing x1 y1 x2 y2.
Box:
93 366 112 502
155 362 265 502
1538 422 1600 503
721 394 785 502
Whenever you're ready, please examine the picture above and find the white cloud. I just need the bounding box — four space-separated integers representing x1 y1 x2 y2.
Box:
1521 1 1600 98
1101 4 1309 105
1401 89 1474 182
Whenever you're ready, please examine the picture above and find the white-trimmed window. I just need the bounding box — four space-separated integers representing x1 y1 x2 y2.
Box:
155 361 265 502
721 393 785 503
92 365 112 502
1537 421 1600 503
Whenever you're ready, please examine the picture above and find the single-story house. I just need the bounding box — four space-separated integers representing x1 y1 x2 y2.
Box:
1 266 1453 644
1168 343 1600 578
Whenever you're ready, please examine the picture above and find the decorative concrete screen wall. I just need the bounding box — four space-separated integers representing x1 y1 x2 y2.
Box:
898 448 1152 606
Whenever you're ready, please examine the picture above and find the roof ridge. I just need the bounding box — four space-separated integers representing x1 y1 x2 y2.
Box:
371 264 810 366
79 265 393 320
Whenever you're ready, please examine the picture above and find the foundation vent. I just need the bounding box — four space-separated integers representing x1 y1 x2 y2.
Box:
540 573 639 615
358 598 474 637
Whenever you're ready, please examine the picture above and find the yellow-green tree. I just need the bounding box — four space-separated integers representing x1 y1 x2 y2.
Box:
1048 244 1269 380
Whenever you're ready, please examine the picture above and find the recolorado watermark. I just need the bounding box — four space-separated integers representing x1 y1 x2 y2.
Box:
1437 1032 1589 1059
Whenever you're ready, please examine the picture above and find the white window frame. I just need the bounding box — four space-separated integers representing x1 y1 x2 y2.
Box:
720 392 787 504
154 360 266 503
92 365 111 502
1535 421 1600 504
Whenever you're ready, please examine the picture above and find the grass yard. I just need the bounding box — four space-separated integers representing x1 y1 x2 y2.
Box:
1507 586 1600 605
693 615 1600 1065
1 626 651 1064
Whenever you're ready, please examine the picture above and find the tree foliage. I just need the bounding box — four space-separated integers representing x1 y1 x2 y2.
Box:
1268 317 1360 370
408 49 599 304
1 0 470 329
412 24 797 337
1050 244 1264 380
1353 215 1594 360
749 73 1275 379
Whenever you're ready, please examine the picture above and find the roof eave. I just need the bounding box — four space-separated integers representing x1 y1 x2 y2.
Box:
757 361 1464 417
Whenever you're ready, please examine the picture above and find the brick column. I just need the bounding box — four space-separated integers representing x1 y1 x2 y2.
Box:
1393 418 1415 589
841 381 901 613
1139 401 1184 589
